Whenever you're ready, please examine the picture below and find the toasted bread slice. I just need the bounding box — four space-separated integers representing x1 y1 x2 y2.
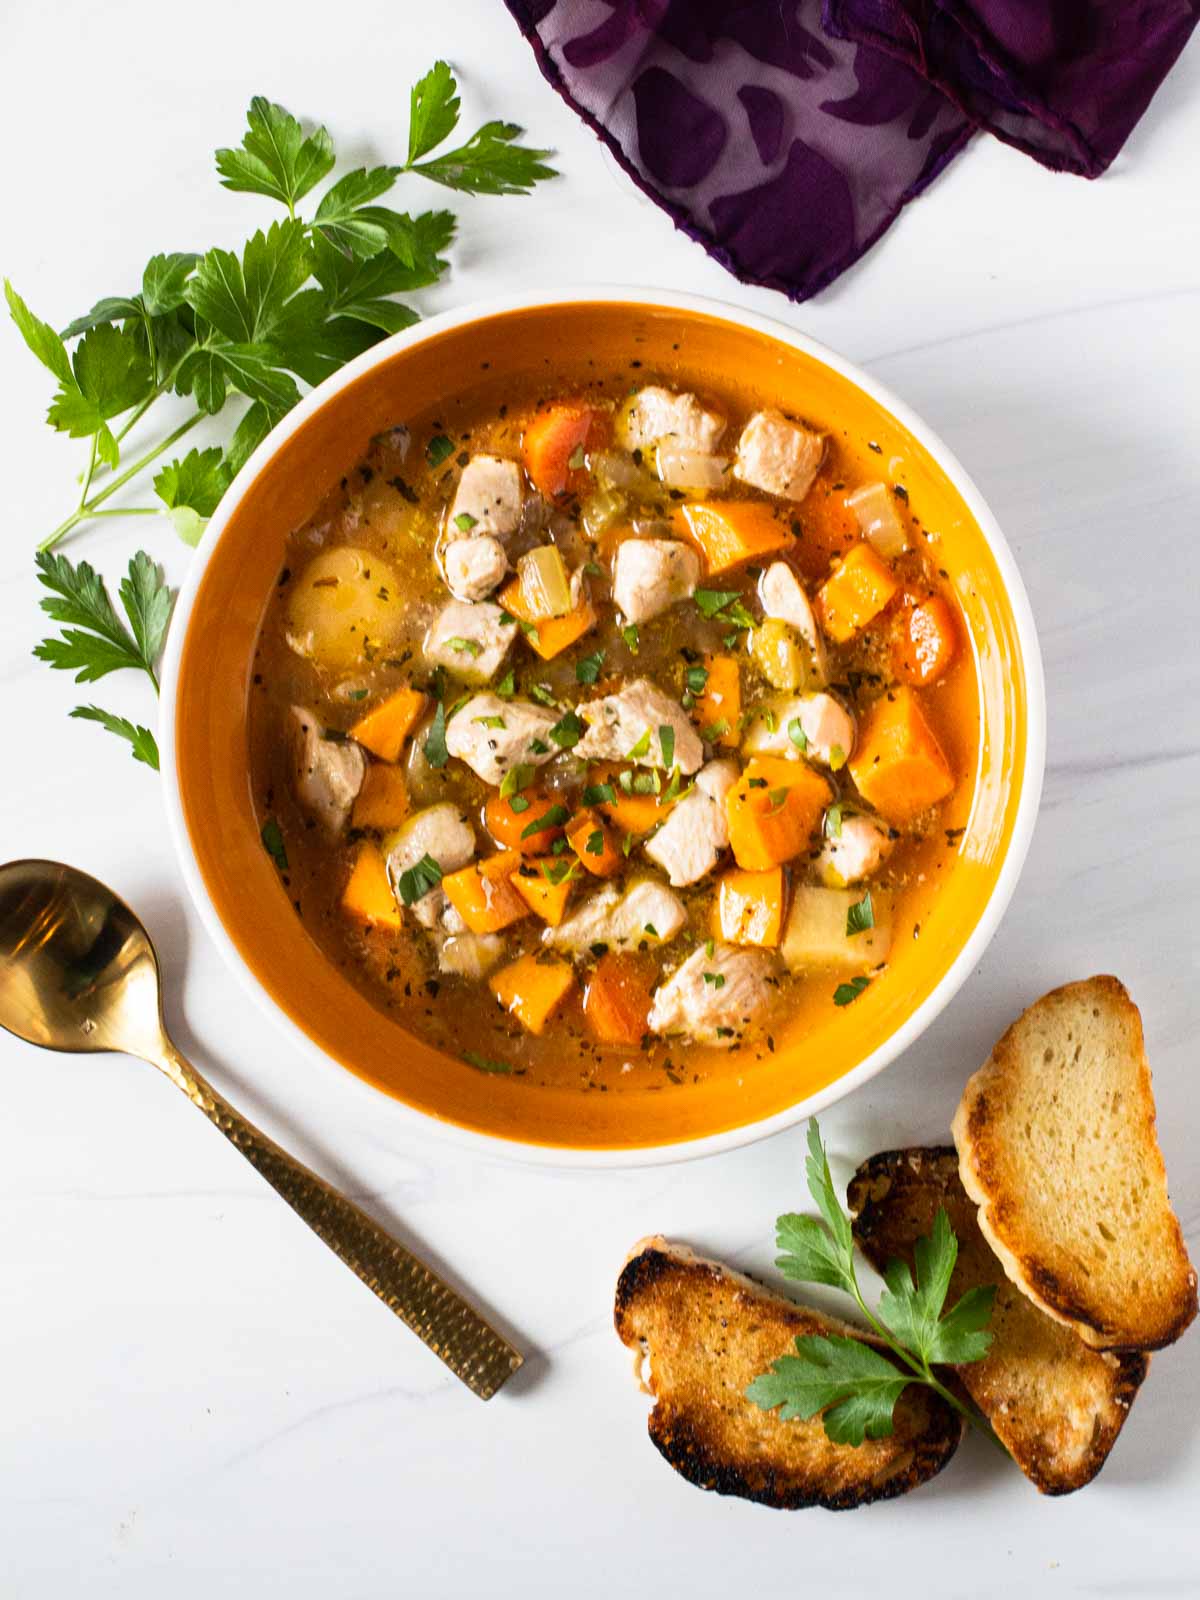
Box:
613 1237 961 1510
848 1147 1148 1494
952 977 1197 1352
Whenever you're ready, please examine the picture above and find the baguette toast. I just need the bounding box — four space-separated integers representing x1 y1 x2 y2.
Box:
848 1147 1148 1494
614 1236 961 1510
952 977 1197 1351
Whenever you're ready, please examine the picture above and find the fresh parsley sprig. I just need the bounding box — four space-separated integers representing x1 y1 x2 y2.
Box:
7 67 554 556
746 1121 1001 1449
33 550 173 768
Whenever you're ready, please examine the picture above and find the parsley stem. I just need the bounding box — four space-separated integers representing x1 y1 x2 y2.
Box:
39 410 204 552
77 433 99 513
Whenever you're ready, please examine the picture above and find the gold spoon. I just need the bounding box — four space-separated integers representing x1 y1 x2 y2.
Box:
0 858 523 1399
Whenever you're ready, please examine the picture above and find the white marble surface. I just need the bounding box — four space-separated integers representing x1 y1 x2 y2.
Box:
3 2 1199 1593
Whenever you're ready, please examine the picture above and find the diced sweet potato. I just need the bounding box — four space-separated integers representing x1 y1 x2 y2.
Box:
674 501 793 575
691 654 740 747
351 763 409 830
717 866 785 948
489 952 576 1034
498 575 596 660
442 851 530 934
583 952 655 1046
485 788 566 853
588 764 680 836
815 542 899 642
565 808 623 877
341 841 402 930
892 592 958 686
849 687 954 823
349 686 427 762
725 756 830 870
511 862 575 926
522 403 610 499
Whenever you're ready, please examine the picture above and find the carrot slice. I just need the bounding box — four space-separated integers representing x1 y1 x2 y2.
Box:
565 807 623 877
675 501 793 575
522 403 611 499
484 788 566 853
815 542 899 642
442 852 530 934
691 653 741 747
489 952 576 1034
849 686 954 823
497 576 596 661
725 756 830 870
349 686 427 762
893 592 958 686
583 952 655 1046
341 842 402 930
351 764 410 830
717 866 785 948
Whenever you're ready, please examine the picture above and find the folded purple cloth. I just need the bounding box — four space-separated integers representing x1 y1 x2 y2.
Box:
504 1 1198 300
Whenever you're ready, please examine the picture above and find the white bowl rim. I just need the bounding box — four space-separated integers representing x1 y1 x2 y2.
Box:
160 285 1046 1171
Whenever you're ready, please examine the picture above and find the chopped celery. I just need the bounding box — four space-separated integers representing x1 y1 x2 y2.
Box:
517 545 573 618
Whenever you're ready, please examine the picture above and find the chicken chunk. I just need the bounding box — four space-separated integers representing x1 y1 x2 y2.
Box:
443 535 508 602
544 879 687 954
734 409 825 501
449 455 523 537
575 678 704 774
816 813 895 887
647 943 777 1045
759 561 828 682
384 802 476 928
612 538 701 625
741 692 856 769
445 693 559 786
288 705 366 833
643 760 737 886
621 386 725 454
424 600 514 683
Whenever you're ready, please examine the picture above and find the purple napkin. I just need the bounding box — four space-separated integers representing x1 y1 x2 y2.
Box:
504 1 1198 300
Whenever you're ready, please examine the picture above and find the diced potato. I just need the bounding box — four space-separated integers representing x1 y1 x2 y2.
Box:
285 547 407 671
781 886 892 973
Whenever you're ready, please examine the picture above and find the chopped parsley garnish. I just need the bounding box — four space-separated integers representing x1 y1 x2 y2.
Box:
833 975 871 1006
768 786 790 809
575 650 605 685
495 668 515 698
846 892 874 936
567 444 586 471
260 818 288 872
658 725 675 767
704 938 715 958
696 587 755 632
582 782 615 806
830 743 847 772
548 709 585 749
529 681 557 705
825 803 843 838
449 636 482 657
398 853 442 905
621 832 634 856
621 623 640 653
643 923 659 938
627 729 651 760
529 738 550 755
452 511 478 532
423 700 449 768
520 803 569 840
700 718 729 741
582 560 603 578
509 795 531 813
703 971 726 989
500 609 540 643
473 713 505 728
788 717 808 752
584 829 604 856
462 1050 512 1075
684 664 708 695
499 762 534 798
426 434 454 468
541 858 578 885
348 688 369 701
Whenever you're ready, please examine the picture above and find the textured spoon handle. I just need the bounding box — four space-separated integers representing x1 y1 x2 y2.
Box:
158 1040 522 1399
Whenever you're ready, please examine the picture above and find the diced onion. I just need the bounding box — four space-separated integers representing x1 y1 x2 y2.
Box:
517 545 573 618
591 448 650 492
580 487 627 540
846 482 907 559
656 447 728 492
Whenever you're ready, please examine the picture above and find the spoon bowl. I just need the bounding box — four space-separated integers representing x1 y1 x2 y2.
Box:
0 858 522 1398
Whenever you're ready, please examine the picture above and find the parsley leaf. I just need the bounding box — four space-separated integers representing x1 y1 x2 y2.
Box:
788 717 809 753
876 1208 996 1368
154 446 231 545
69 706 160 770
658 725 675 768
548 710 585 749
495 669 515 699
427 434 454 467
627 729 651 760
746 1336 912 1445
260 817 289 871
410 120 556 196
582 782 615 806
215 96 335 212
575 650 605 685
34 550 170 687
397 853 443 905
833 975 871 1006
521 803 569 840
463 1049 513 1075
621 623 640 653
424 700 449 768
825 803 843 839
694 587 739 620
408 61 461 165
846 892 874 936
312 167 403 259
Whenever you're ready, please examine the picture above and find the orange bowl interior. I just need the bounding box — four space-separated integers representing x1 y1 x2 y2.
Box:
173 301 1029 1151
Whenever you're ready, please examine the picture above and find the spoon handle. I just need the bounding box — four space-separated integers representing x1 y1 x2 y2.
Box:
156 1040 523 1400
